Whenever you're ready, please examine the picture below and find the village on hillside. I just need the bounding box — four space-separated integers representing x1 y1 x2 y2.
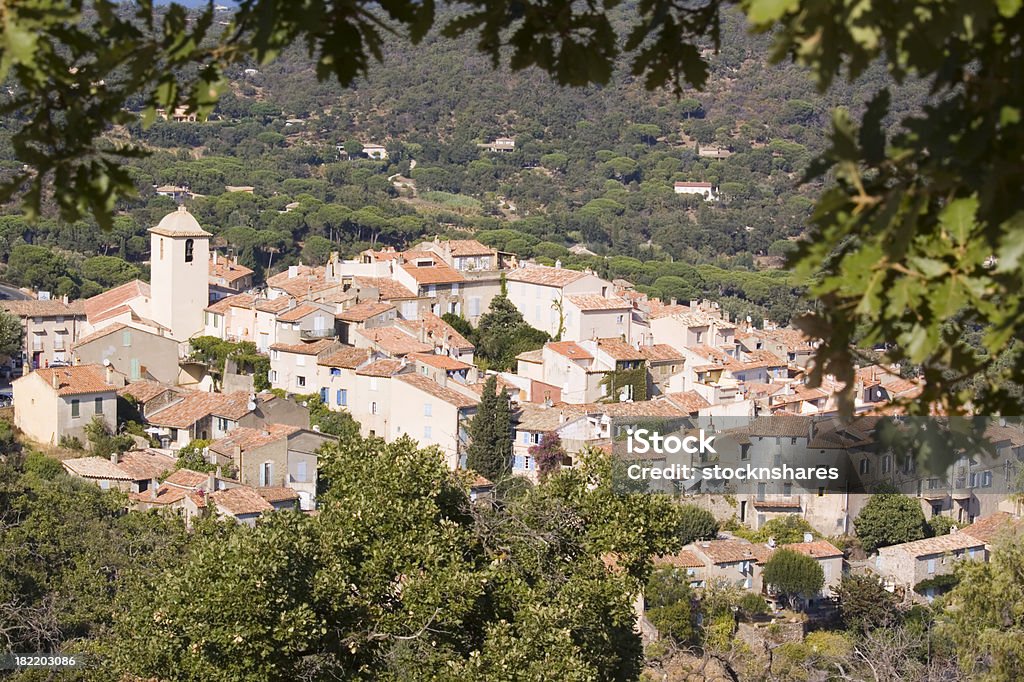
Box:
2 206 1022 618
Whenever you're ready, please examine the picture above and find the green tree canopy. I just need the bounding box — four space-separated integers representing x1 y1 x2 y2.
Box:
465 375 512 482
677 504 719 545
762 548 824 610
853 492 928 553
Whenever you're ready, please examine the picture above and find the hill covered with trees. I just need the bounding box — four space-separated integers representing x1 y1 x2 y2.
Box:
0 7 927 326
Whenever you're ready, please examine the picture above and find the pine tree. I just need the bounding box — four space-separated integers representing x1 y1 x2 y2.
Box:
466 375 512 482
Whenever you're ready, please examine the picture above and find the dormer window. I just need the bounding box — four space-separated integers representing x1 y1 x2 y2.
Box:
185 239 194 262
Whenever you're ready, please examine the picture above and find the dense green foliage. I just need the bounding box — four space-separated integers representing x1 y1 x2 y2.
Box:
677 504 719 545
762 548 824 610
187 336 270 391
645 568 697 644
833 574 900 635
853 492 928 553
465 375 512 482
110 435 686 679
0 310 21 363
730 513 817 545
473 295 549 371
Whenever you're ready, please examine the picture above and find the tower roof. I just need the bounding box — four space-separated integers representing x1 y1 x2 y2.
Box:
149 206 211 238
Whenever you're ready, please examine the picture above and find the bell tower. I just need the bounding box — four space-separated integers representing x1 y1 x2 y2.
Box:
149 206 211 340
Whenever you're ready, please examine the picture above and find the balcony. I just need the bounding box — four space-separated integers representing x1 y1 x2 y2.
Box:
300 328 336 341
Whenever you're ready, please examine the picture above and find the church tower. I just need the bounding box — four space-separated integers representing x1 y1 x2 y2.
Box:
149 206 211 341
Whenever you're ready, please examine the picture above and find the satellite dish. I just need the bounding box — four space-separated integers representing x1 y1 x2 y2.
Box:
102 358 111 366
247 401 257 411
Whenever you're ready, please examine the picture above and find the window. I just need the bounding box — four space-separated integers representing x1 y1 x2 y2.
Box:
981 471 993 488
756 482 766 501
521 431 530 444
122 330 132 347
296 354 306 366
269 370 278 382
424 403 432 417
217 417 229 431
371 401 378 414
71 399 80 418
330 368 341 377
297 376 306 388
740 445 750 461
882 455 892 474
859 458 871 475
94 397 103 415
695 331 703 344
783 482 792 497
451 282 460 294
369 378 379 391
271 349 279 360
296 461 307 483
818 486 825 497
130 358 140 380
185 238 194 262
319 387 328 402
423 425 432 440
261 462 272 487
927 558 936 574
616 314 624 325
427 285 437 297
337 389 347 406
469 297 480 317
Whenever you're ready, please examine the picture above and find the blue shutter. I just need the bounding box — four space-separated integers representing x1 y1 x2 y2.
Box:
319 388 328 402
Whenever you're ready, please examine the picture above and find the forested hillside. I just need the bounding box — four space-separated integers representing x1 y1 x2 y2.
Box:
0 7 927 325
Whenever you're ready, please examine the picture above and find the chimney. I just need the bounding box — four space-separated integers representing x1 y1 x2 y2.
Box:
554 259 562 269
51 372 60 390
149 478 159 500
62 294 69 305
689 299 698 309
206 471 215 492
110 451 120 465
213 251 218 265
288 265 298 279
105 365 114 385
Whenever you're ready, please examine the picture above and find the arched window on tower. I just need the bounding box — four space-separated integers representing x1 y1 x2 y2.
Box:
185 238 194 263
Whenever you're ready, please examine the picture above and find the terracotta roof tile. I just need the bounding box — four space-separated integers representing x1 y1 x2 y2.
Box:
565 294 631 311
337 301 395 322
211 487 274 516
656 550 705 569
269 339 337 355
546 341 593 361
208 424 300 455
398 260 465 285
782 540 843 559
276 303 326 323
209 257 253 284
443 239 494 257
318 346 372 369
147 391 252 428
356 359 406 377
115 449 177 481
206 293 256 314
665 391 711 414
639 344 685 363
1 298 85 317
356 327 433 356
27 364 114 396
83 280 150 323
118 380 177 403
506 265 591 287
960 512 1024 545
256 487 299 503
596 337 645 361
693 539 772 565
409 352 473 371
354 277 417 300
396 373 479 408
62 456 134 481
165 468 209 488
880 532 984 557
